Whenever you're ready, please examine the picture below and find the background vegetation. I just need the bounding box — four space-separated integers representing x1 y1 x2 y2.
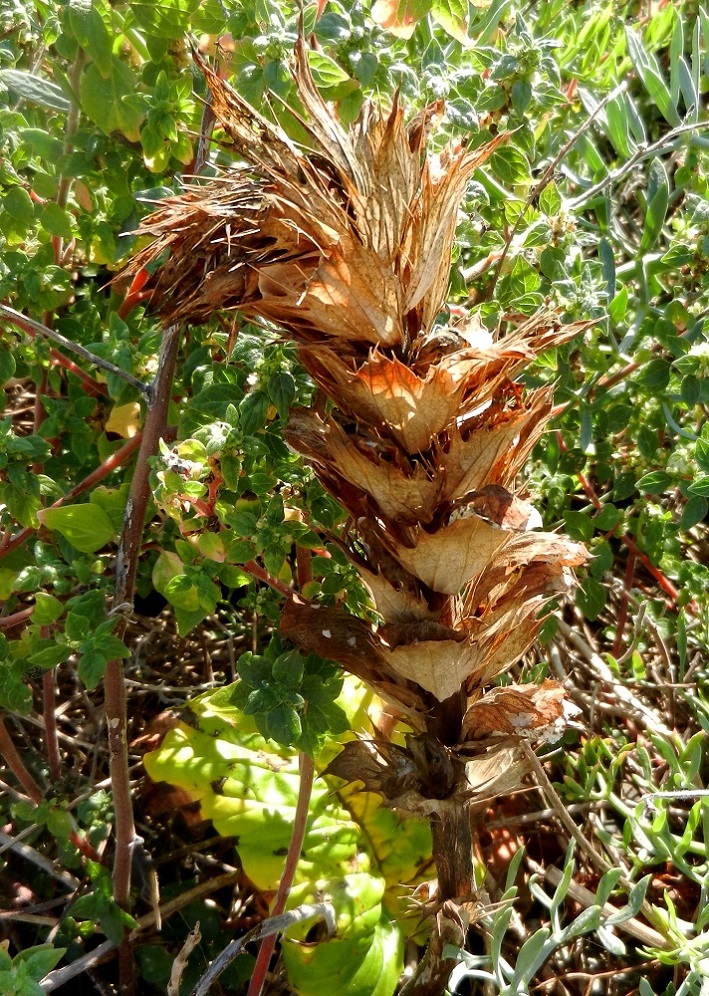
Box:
1 1 708 994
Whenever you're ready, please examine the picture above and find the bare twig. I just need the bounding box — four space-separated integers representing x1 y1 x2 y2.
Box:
40 870 243 992
0 830 80 891
0 715 44 802
567 119 708 210
106 324 181 996
168 922 202 996
488 81 629 292
555 617 675 739
193 902 336 996
0 304 149 394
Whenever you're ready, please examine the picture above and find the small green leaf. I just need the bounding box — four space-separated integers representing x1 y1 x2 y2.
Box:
430 0 467 43
4 186 35 224
67 0 113 76
267 371 296 421
47 807 73 838
14 944 67 980
33 592 65 626
681 495 707 531
595 504 619 531
28 643 71 669
78 649 107 690
38 504 116 553
688 475 709 497
0 350 16 386
40 202 74 240
130 0 202 39
239 391 269 435
262 704 302 746
562 510 594 542
625 28 681 126
640 159 669 253
636 470 671 495
576 577 606 621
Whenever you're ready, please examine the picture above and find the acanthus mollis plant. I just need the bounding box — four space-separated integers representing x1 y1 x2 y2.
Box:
126 39 589 993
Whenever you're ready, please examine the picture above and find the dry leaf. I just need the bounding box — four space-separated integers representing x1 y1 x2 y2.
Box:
462 679 566 742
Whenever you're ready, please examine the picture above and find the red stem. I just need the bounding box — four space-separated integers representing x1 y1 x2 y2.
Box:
48 346 107 396
613 549 636 658
0 715 43 803
0 607 34 630
247 752 315 996
0 434 143 561
296 545 313 591
243 559 297 601
554 431 690 612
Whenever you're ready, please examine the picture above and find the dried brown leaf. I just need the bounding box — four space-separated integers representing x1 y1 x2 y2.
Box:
461 679 566 742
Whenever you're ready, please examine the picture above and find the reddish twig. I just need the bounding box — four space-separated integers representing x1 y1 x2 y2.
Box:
613 549 637 659
108 328 181 924
0 715 44 803
0 607 34 630
48 346 108 397
247 752 315 996
243 559 297 601
555 430 690 612
0 434 143 561
296 545 313 591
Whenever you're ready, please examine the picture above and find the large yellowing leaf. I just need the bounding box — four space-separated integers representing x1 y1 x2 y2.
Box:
371 0 432 38
282 874 404 996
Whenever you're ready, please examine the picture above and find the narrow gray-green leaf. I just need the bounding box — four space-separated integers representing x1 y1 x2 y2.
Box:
0 69 70 112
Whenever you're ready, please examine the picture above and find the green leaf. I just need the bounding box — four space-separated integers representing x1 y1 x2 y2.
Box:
625 28 681 126
0 69 70 112
80 59 143 141
4 186 34 225
67 0 113 77
239 391 269 435
490 146 531 186
605 876 650 925
688 475 709 497
637 358 670 391
38 504 116 553
267 371 296 421
562 510 594 542
0 350 16 386
40 202 74 240
430 0 468 43
14 945 67 980
28 643 71 669
595 504 619 531
640 159 669 253
636 470 671 495
47 807 73 838
576 577 606 621
306 50 357 99
261 704 302 746
78 648 107 690
681 495 707 531
130 0 202 39
33 592 65 626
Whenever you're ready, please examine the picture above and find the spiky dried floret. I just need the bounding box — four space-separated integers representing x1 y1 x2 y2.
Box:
126 41 589 792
